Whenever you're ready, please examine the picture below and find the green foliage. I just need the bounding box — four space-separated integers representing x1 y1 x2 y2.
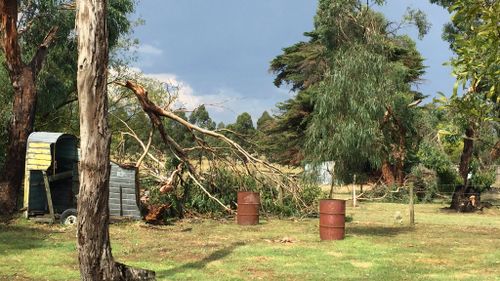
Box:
433 91 499 186
189 105 216 130
416 141 460 185
216 122 225 129
145 165 322 218
469 164 496 192
230 112 255 136
408 164 439 202
402 8 431 40
264 90 314 165
432 0 499 102
268 0 428 176
306 47 391 178
225 112 256 152
270 41 327 91
0 0 139 145
256 111 273 131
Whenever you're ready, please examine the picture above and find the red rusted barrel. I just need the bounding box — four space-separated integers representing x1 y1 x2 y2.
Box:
237 191 260 225
319 199 346 240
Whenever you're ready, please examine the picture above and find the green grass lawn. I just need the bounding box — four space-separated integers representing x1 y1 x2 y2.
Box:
1 202 499 281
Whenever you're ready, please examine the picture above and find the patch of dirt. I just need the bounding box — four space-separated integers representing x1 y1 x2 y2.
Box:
416 258 453 266
245 268 275 280
326 251 343 257
262 236 298 244
249 256 271 262
350 261 373 268
0 274 33 281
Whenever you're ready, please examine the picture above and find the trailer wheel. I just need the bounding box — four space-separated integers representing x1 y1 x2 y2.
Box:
60 208 77 226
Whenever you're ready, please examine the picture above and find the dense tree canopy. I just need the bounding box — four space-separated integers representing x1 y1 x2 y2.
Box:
431 0 499 101
0 0 137 157
268 0 428 183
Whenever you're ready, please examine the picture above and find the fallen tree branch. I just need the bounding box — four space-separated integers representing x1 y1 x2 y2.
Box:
188 172 232 213
114 80 310 213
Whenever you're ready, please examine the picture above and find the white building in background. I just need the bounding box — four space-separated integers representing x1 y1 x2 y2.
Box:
304 161 335 185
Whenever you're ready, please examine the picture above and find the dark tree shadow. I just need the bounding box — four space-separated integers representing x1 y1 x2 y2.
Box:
346 225 413 237
157 241 245 277
0 223 59 253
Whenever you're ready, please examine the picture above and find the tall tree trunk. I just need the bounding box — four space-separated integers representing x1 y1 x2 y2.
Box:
450 126 475 209
0 1 57 215
491 140 500 161
381 160 395 186
75 0 154 279
0 68 37 214
394 133 406 186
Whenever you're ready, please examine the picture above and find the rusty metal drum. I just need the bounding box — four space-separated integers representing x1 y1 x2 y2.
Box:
319 199 346 240
237 191 260 225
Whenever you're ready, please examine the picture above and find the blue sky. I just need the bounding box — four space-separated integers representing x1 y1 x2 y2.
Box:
131 0 455 123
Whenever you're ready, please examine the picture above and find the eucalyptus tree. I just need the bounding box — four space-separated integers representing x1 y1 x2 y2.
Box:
75 0 153 279
189 104 216 164
430 0 499 208
270 0 428 184
431 0 499 102
232 112 255 136
0 0 58 214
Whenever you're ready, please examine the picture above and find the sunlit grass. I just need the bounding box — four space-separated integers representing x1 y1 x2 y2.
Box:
1 203 499 280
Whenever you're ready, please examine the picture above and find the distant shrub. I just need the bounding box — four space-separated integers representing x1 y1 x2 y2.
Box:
417 142 460 186
469 167 496 192
408 164 438 202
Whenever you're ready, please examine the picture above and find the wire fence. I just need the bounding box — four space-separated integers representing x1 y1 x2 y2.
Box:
338 183 500 205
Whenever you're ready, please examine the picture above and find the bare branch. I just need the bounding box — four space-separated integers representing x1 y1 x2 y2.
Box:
188 172 233 213
136 126 155 169
30 26 59 76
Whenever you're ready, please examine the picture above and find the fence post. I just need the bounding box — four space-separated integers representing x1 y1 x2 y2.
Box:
409 183 415 226
352 174 357 208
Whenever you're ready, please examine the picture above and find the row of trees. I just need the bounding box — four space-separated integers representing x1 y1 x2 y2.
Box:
2 0 497 217
232 0 499 209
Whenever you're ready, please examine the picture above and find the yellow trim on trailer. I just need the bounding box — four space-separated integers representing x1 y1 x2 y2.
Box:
26 164 50 171
26 158 52 166
26 153 52 161
26 148 51 155
28 142 51 148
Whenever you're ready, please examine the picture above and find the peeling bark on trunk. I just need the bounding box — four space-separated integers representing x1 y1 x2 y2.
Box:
491 140 500 161
450 126 475 210
386 105 406 186
381 160 395 186
0 67 36 214
0 1 58 215
76 0 154 280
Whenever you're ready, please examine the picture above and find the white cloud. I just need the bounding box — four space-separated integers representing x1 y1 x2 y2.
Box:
136 44 163 55
122 67 286 123
142 73 201 110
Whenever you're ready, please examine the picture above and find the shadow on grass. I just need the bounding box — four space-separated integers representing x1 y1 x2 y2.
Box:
157 241 245 277
0 223 54 253
347 225 413 237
